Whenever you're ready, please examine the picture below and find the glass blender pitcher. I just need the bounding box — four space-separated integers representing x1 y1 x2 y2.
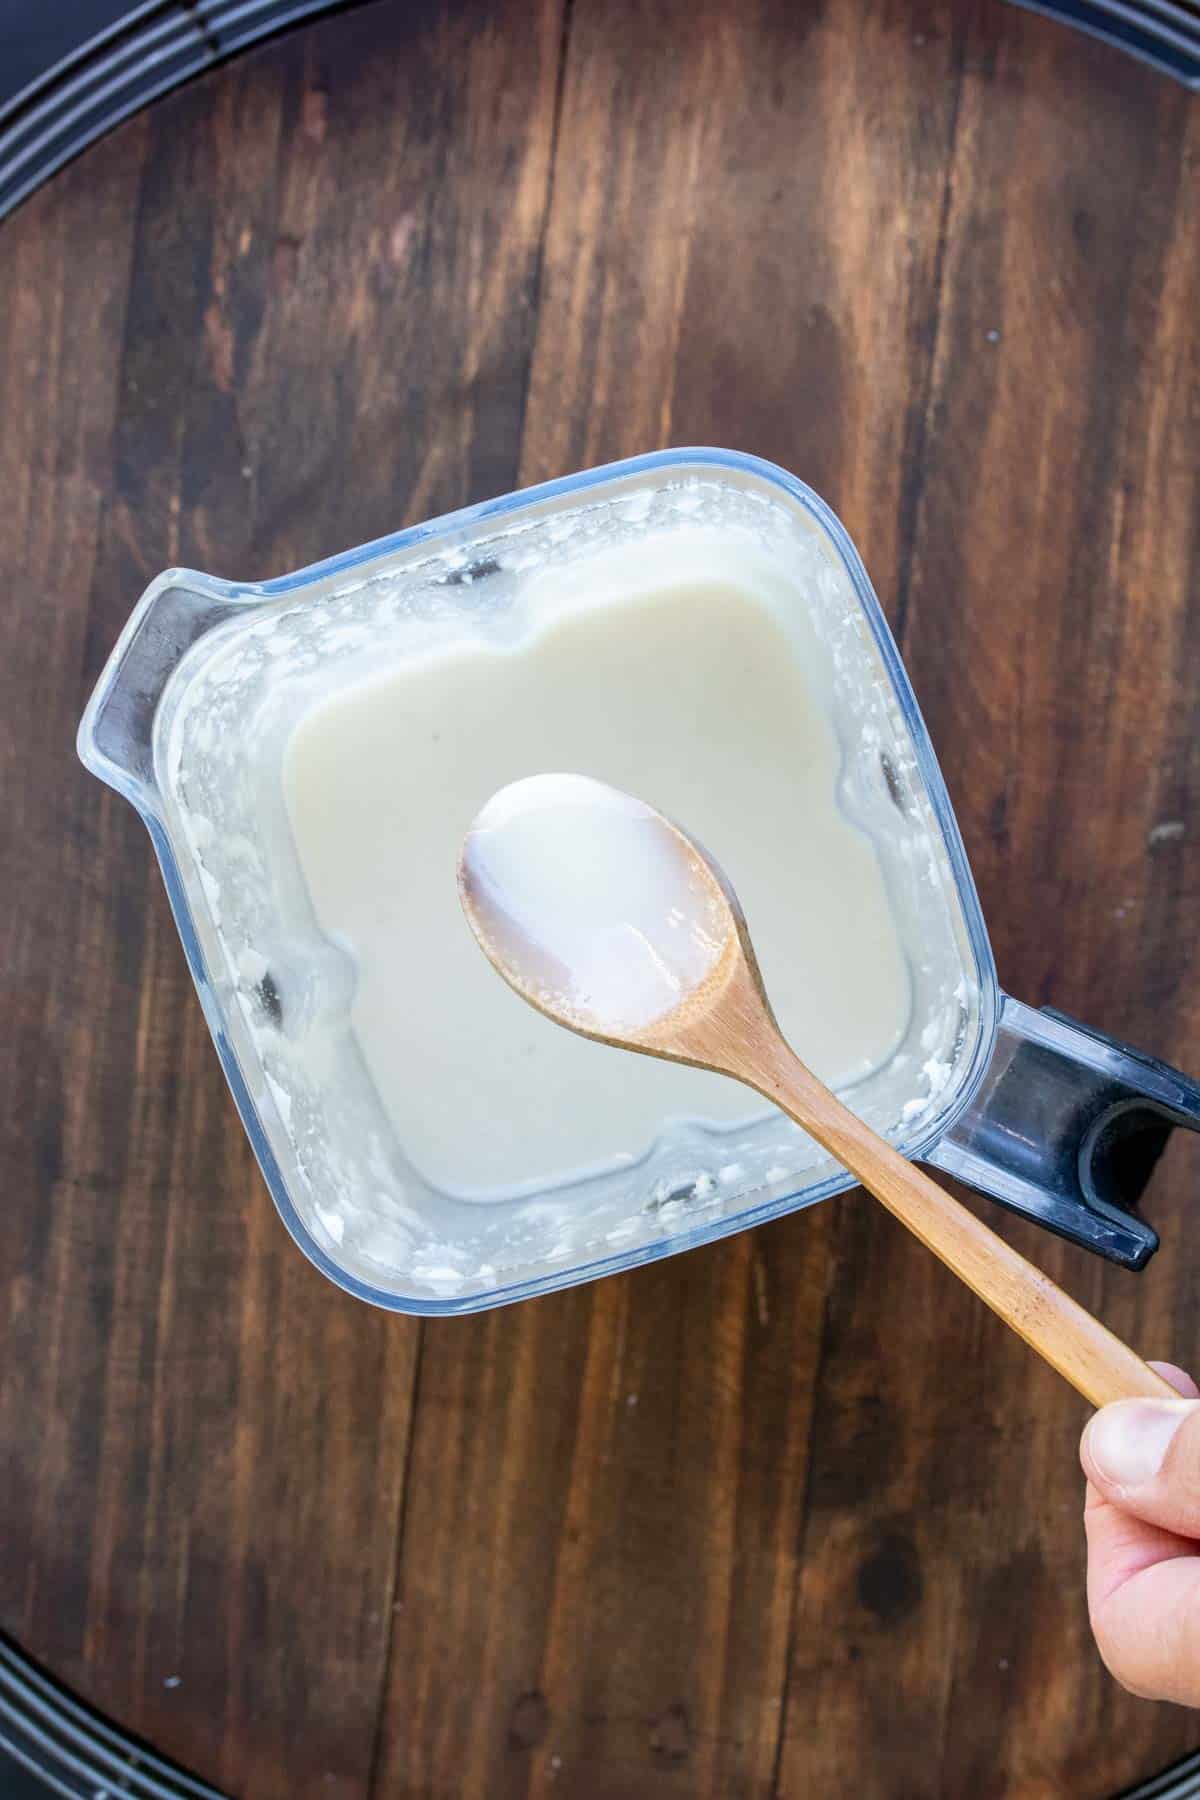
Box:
78 450 1200 1313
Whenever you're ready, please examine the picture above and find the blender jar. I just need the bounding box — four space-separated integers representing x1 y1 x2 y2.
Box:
78 450 1200 1313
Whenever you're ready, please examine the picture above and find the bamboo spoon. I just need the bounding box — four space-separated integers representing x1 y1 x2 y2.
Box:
458 773 1170 1408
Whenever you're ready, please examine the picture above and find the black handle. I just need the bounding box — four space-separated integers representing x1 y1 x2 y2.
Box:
928 998 1200 1270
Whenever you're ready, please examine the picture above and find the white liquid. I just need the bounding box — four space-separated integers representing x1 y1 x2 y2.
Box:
283 542 911 1195
462 774 731 1034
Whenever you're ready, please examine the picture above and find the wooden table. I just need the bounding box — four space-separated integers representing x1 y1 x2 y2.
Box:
2 1 1198 1794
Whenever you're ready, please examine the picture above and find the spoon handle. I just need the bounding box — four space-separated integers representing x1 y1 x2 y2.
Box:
758 1041 1173 1408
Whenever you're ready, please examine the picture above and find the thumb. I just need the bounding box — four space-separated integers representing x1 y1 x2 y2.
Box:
1083 1394 1200 1539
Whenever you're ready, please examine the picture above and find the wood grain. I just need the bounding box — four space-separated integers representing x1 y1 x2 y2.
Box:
0 0 1197 1795
776 8 1200 1797
1 2 559 1794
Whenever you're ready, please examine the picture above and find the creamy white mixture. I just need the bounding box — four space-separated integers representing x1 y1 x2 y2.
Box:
461 773 732 1035
282 542 911 1195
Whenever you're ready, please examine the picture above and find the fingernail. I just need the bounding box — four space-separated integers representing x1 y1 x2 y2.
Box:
1085 1400 1195 1489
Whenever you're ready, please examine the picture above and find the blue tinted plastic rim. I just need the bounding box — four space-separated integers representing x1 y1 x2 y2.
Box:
82 447 1001 1315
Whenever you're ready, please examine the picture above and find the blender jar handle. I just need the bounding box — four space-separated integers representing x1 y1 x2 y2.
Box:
926 995 1200 1269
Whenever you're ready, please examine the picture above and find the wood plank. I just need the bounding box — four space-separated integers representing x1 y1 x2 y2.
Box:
0 1 562 1793
376 3 984 1796
776 6 1200 1796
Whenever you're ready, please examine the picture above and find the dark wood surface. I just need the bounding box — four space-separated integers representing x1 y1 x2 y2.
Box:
1 1 1198 1794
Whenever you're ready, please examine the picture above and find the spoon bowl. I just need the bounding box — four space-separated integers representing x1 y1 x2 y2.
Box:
461 774 1172 1408
459 773 767 1059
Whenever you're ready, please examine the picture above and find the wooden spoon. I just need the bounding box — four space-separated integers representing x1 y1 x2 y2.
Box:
459 773 1170 1407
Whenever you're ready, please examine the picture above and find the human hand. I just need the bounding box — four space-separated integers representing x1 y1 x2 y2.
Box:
1081 1361 1200 1704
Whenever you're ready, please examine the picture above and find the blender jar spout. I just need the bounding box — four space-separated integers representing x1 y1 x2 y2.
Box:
77 573 255 808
